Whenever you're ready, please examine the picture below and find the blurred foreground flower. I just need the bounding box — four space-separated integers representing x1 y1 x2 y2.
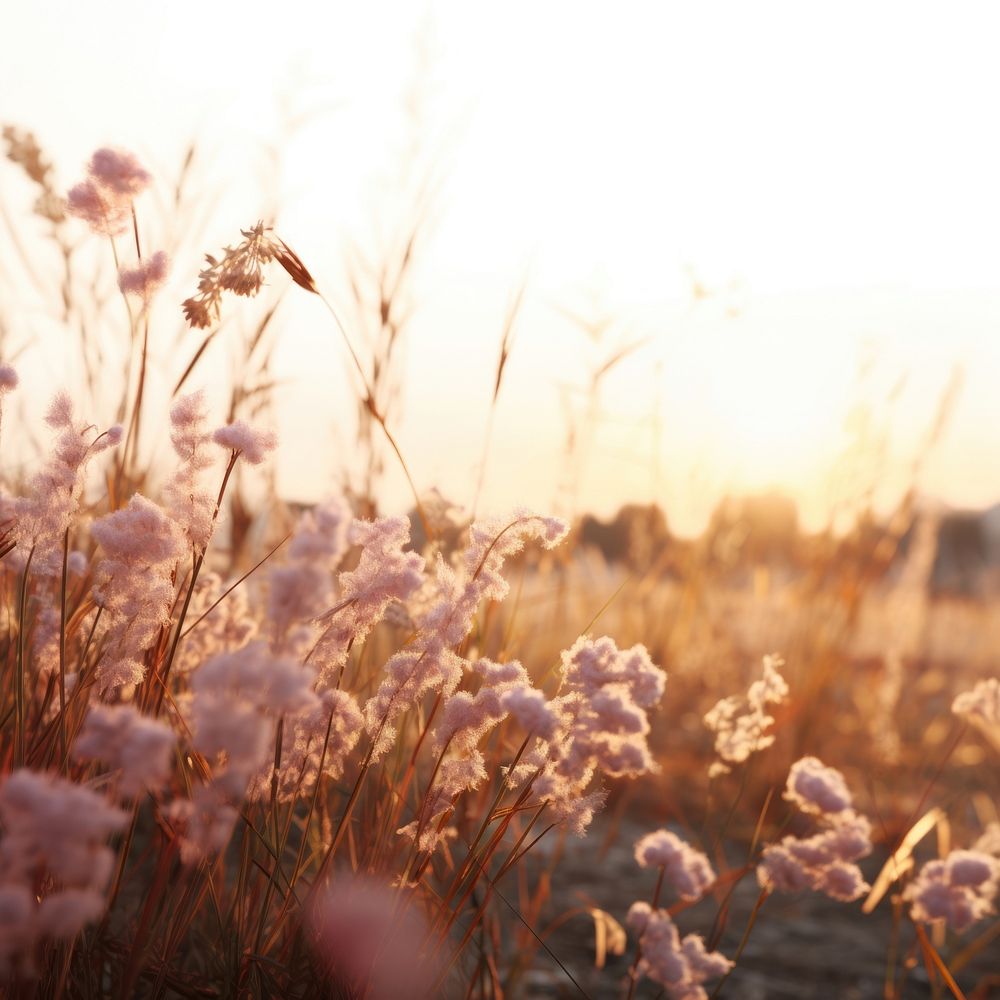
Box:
118 249 169 306
0 770 126 977
308 876 441 1000
66 147 150 236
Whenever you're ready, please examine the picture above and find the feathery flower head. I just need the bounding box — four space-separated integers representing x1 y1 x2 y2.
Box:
91 493 183 565
249 687 363 802
164 390 217 549
464 509 568 604
90 494 184 690
0 769 127 886
784 756 853 816
561 635 666 708
626 903 732 999
13 393 121 577
66 147 150 236
905 849 1000 933
118 250 169 303
287 496 352 565
501 686 560 741
757 759 872 902
212 419 277 464
66 179 130 236
308 876 440 1000
88 148 151 196
634 829 716 902
74 704 176 797
704 653 788 775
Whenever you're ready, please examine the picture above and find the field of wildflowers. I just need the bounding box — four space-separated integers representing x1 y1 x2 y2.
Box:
0 135 998 999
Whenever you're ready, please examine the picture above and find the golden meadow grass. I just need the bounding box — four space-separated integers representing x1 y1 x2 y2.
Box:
0 132 998 999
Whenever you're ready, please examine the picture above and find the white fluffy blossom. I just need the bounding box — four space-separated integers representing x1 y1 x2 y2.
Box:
0 770 126 976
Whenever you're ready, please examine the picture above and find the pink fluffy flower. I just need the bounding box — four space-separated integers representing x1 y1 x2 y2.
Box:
164 391 218 550
167 783 241 866
88 148 151 196
0 769 126 975
212 420 277 464
118 250 169 304
90 494 184 691
626 902 731 999
66 179 130 236
0 363 17 392
905 849 1000 933
501 686 560 741
12 393 121 578
505 635 667 836
784 756 853 816
305 515 423 702
248 687 363 802
757 760 873 902
634 830 716 902
179 641 319 858
74 704 176 796
267 496 352 645
704 654 788 776
398 658 534 851
308 876 440 1000
66 148 151 237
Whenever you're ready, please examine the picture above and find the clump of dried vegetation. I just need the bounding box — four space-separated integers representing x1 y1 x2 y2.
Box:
0 129 997 999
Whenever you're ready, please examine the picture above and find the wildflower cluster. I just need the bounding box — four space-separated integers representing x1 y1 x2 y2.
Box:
117 249 169 306
0 771 126 977
507 634 667 834
905 848 1000 933
66 147 150 236
634 828 716 901
12 392 121 577
626 905 732 1000
757 756 873 902
703 653 788 776
174 641 317 861
5 140 1000 999
74 704 176 797
626 829 729 999
91 495 185 691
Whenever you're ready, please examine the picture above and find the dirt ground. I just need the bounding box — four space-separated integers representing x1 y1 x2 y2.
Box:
510 816 998 1000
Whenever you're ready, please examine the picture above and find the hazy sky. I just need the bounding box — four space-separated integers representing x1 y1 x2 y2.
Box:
2 1 999 533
